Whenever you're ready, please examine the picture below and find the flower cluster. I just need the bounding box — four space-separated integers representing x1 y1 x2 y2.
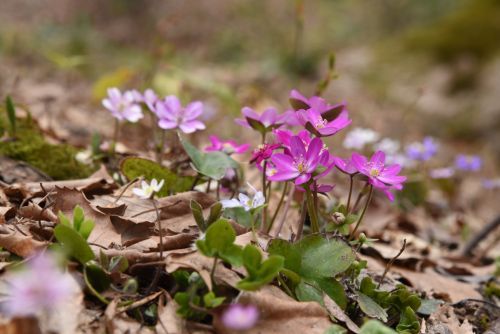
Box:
1 253 77 317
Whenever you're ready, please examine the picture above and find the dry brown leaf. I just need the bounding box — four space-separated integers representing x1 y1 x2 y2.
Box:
0 206 15 224
0 226 46 257
323 295 360 333
426 304 475 334
156 294 189 334
105 299 152 334
213 286 333 334
17 203 57 222
165 250 241 290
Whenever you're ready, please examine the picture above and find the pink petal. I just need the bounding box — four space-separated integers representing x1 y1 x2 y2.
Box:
294 173 311 185
271 154 296 172
269 171 300 182
290 136 306 158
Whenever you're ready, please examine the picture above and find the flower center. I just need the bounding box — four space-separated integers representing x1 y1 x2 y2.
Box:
370 168 380 177
294 157 306 173
222 143 235 154
315 117 328 129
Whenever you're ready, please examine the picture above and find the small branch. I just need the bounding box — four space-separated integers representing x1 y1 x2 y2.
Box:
377 239 407 288
462 215 500 256
113 178 139 204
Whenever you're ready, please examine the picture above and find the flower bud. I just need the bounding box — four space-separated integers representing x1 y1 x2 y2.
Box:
331 212 345 224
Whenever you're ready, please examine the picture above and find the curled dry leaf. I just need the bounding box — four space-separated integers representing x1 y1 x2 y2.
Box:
0 225 46 257
213 286 333 334
0 206 16 224
323 295 360 333
17 202 57 222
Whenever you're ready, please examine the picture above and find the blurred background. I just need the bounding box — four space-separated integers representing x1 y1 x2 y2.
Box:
0 0 499 173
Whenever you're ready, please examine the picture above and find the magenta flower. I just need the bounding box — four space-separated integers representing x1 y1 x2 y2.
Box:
351 151 406 201
102 87 143 122
274 129 332 166
268 136 325 185
235 107 284 132
297 108 351 137
250 143 281 165
332 156 358 175
289 89 339 114
221 304 259 331
205 135 249 155
154 95 205 134
1 253 77 316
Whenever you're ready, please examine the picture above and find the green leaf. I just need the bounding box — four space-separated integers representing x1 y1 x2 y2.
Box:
203 292 225 308
358 293 388 322
267 238 302 274
245 117 266 135
190 200 206 231
207 202 223 225
73 206 85 231
295 281 323 304
242 244 262 276
58 211 72 227
396 307 420 334
54 224 95 264
316 277 347 310
237 252 284 291
360 320 397 334
222 207 253 228
109 256 129 273
5 96 16 136
195 219 242 266
79 219 95 240
120 157 194 196
289 97 310 111
324 324 348 334
85 262 111 292
296 235 355 279
180 137 238 180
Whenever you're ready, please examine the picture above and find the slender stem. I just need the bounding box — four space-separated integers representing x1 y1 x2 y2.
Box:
152 198 164 260
378 239 406 288
206 179 212 193
156 130 166 164
277 274 294 298
210 257 218 290
110 118 120 157
190 174 200 190
275 185 295 238
305 185 320 233
346 175 354 212
261 161 268 230
352 183 368 212
349 185 373 240
84 267 110 305
296 197 307 241
216 181 221 201
267 182 289 233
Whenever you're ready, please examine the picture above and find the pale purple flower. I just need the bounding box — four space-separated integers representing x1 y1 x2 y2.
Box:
351 151 407 201
221 304 259 330
235 107 285 131
482 178 500 189
1 253 76 316
205 135 249 155
297 108 351 137
154 96 205 134
343 127 380 150
455 154 482 172
374 138 400 155
102 87 143 122
268 136 325 185
429 167 455 179
289 89 341 114
406 137 438 161
132 88 159 111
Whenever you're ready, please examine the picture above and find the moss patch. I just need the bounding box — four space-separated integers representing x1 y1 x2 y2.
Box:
0 114 93 180
120 157 194 197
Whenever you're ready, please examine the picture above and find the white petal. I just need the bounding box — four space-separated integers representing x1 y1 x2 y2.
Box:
220 199 242 208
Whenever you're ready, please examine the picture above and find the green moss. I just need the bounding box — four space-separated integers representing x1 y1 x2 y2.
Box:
0 116 93 180
120 157 194 197
404 0 500 63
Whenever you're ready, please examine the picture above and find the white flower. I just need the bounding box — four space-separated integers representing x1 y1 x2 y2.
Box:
132 179 164 199
343 127 380 150
429 167 455 179
374 138 400 155
220 184 265 211
75 149 92 165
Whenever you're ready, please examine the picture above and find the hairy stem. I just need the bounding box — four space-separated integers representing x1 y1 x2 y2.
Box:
346 175 354 212
305 185 320 233
267 182 289 234
349 185 373 240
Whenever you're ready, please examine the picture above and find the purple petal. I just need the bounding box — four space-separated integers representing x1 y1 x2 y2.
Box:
269 170 300 182
158 119 177 129
184 101 203 119
371 150 386 165
164 95 182 114
260 108 278 127
294 173 311 185
241 107 259 120
179 120 205 133
290 136 306 158
271 154 296 172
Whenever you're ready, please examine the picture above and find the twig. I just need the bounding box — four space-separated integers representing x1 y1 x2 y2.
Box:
117 290 163 314
130 201 181 218
113 177 139 204
462 215 500 256
378 239 407 288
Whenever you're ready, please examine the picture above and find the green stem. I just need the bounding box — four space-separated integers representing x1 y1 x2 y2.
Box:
267 182 289 233
110 118 120 157
156 129 166 164
349 185 373 240
346 175 354 212
210 257 218 290
296 197 307 241
84 266 110 305
277 274 294 298
305 185 320 233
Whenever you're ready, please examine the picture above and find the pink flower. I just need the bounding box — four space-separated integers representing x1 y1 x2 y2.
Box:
268 136 325 185
332 156 358 175
351 151 407 201
221 304 259 330
1 253 77 316
102 87 143 122
274 129 332 166
250 143 281 165
297 108 351 137
235 107 285 132
154 96 205 134
205 135 249 155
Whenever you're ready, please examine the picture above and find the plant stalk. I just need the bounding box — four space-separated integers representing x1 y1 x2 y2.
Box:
349 185 373 240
